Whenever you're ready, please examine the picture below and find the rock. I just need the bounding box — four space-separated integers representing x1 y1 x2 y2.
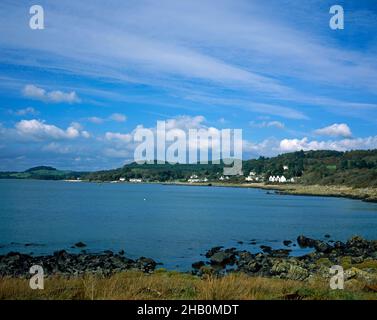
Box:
118 250 125 255
286 265 309 281
135 257 157 273
344 267 377 284
271 249 291 257
237 251 253 263
209 251 236 266
53 250 69 258
297 235 316 248
283 240 292 246
313 240 332 253
324 234 331 238
205 246 223 258
346 236 369 249
333 241 346 250
260 245 272 253
192 261 205 269
74 242 87 248
199 265 216 275
351 256 364 264
245 261 262 273
237 241 244 245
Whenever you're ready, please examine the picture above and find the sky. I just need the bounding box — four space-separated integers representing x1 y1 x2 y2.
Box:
0 0 377 171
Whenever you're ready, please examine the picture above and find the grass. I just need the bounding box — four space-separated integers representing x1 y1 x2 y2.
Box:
1 270 377 300
164 181 377 202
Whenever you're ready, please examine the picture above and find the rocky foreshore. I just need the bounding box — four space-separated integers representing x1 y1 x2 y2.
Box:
0 250 157 277
1 235 377 284
192 235 377 284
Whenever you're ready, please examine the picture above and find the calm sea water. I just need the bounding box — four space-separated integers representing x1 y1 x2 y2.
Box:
1 179 377 270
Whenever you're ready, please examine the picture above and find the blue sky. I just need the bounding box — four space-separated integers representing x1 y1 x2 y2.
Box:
0 0 377 170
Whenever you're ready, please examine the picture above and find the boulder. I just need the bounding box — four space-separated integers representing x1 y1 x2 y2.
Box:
205 246 223 258
297 235 316 248
209 251 236 266
283 240 292 247
313 240 332 253
286 265 309 281
346 236 369 249
74 242 87 248
260 245 272 253
192 261 205 269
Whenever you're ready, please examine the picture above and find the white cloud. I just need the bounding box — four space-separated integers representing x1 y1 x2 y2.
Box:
314 123 352 138
42 142 73 154
87 116 105 124
87 113 127 124
81 130 90 138
165 115 206 130
109 113 127 122
250 120 285 129
11 107 39 116
22 85 81 104
102 115 216 159
279 136 377 153
14 119 89 141
105 132 132 143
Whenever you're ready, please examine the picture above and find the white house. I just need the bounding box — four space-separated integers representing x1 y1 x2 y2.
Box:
283 165 289 171
129 178 142 183
245 171 259 182
268 175 287 183
119 177 126 182
219 176 230 181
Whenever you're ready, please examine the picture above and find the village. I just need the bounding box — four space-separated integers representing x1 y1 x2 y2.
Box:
113 164 297 185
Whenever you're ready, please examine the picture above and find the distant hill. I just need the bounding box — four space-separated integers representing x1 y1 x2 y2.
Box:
1 149 377 187
0 166 85 180
25 166 58 173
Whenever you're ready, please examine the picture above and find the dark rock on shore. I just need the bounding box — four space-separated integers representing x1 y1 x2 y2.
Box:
297 235 331 253
193 235 377 282
0 250 157 277
283 240 292 246
260 245 272 253
209 251 236 266
205 246 223 258
192 261 205 269
74 242 87 248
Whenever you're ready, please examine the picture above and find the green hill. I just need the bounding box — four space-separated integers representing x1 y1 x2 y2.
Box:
2 149 377 188
0 166 85 180
83 149 377 188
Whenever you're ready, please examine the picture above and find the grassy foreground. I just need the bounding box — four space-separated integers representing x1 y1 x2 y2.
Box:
1 270 377 300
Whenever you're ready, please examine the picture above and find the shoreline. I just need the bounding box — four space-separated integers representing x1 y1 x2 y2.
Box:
161 181 377 203
1 235 377 299
4 178 377 203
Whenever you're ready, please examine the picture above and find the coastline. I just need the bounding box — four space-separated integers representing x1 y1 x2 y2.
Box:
1 235 377 300
160 181 377 203
4 177 377 203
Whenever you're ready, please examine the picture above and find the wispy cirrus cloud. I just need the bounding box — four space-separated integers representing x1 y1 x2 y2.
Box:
1 0 375 117
250 120 285 129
